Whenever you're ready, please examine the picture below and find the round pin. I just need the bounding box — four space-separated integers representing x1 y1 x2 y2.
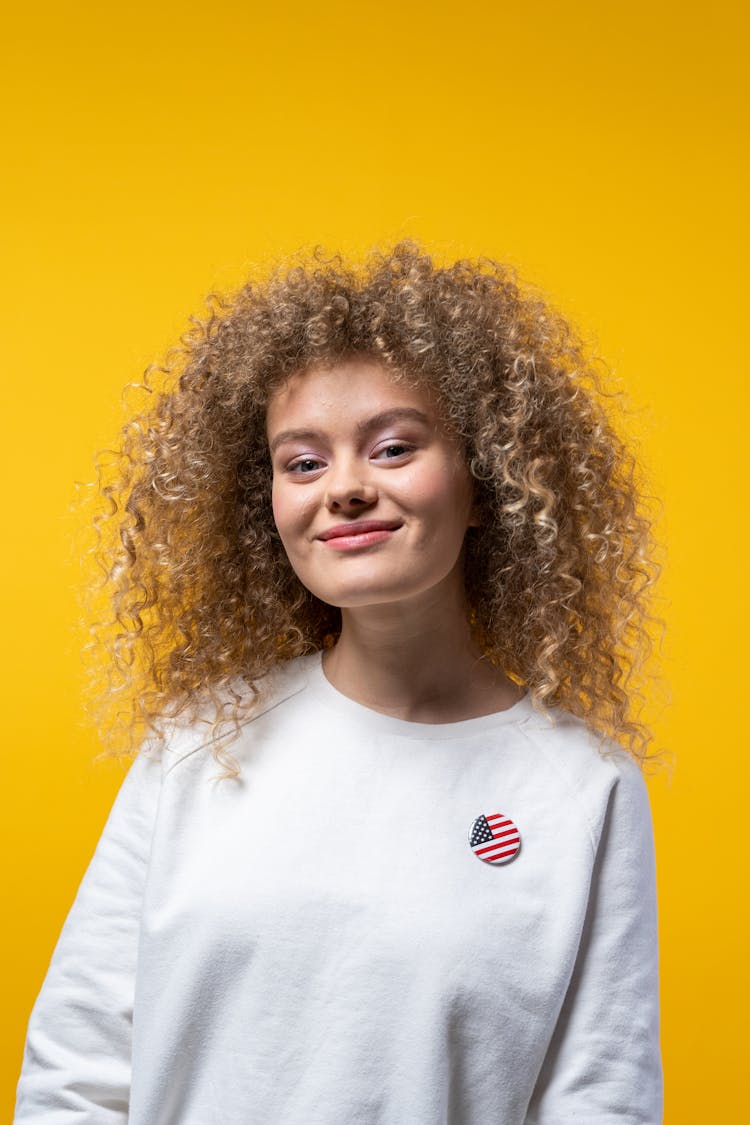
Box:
469 811 521 865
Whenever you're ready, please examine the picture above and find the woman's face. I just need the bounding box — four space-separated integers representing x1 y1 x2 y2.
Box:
266 356 479 612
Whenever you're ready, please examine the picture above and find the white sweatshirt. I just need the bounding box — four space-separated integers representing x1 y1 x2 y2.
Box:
14 650 663 1124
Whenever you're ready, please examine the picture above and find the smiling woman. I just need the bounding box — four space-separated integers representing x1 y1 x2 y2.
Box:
14 241 665 1123
265 356 524 720
267 365 470 590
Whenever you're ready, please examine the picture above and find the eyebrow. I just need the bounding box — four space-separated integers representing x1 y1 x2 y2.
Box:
268 408 432 456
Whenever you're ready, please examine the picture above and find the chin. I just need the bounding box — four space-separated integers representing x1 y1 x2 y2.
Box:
314 579 440 612
303 577 398 606
318 591 405 610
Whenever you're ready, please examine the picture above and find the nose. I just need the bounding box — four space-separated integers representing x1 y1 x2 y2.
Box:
324 460 378 512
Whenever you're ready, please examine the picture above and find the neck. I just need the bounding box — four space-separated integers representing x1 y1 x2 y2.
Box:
321 579 523 723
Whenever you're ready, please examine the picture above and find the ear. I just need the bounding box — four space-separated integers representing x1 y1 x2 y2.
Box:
467 501 482 529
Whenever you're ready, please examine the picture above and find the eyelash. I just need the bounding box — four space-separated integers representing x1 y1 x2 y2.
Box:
285 443 415 474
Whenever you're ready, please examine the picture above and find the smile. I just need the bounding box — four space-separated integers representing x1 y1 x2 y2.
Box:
323 528 402 551
317 519 403 549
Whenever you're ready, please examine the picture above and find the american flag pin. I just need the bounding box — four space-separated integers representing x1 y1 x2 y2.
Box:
469 811 522 865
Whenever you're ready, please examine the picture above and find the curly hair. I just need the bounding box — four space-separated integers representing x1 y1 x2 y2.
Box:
79 239 666 778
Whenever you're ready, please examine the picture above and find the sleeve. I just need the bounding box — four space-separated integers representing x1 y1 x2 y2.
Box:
525 753 664 1125
13 748 163 1123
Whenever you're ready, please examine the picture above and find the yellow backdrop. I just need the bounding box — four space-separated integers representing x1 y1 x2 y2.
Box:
3 1 747 1119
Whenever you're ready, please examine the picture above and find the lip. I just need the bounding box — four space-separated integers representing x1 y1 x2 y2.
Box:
317 520 403 541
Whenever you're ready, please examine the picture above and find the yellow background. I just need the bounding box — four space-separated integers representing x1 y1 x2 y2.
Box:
3 1 747 1118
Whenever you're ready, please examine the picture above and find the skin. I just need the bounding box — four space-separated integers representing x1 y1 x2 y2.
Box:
266 356 525 723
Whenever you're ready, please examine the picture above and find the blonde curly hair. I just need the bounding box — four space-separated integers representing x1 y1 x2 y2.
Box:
80 239 665 777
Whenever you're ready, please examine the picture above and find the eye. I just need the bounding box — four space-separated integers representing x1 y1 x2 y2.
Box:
373 442 414 460
286 457 324 474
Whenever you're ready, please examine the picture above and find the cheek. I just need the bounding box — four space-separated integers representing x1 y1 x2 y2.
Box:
270 481 296 541
405 464 473 524
270 478 282 514
270 481 283 529
271 481 316 541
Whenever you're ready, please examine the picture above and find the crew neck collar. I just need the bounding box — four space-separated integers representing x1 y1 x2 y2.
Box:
301 649 535 741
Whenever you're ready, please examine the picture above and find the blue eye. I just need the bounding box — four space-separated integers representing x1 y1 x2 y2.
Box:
376 443 413 459
288 458 322 473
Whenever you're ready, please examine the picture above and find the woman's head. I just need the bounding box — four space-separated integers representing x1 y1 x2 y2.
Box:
266 354 479 615
84 240 662 770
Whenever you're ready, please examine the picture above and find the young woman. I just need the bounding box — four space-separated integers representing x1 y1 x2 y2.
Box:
15 241 664 1123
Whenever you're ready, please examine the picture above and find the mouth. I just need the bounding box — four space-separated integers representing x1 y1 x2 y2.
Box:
317 520 403 551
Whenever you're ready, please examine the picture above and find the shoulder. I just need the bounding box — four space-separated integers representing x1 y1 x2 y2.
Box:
516 701 652 852
140 653 317 778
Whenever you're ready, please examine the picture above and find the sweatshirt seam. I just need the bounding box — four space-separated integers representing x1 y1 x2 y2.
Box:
306 674 537 740
515 720 616 860
161 678 309 777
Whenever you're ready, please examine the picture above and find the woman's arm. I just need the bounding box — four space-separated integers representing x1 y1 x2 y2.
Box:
14 749 162 1123
526 753 663 1124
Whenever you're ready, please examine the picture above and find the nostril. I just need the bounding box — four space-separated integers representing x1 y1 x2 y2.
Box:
326 490 377 509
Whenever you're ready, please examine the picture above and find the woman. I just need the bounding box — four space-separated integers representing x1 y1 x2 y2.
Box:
15 241 664 1122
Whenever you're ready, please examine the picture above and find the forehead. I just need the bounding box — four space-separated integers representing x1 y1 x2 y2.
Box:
265 358 441 432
